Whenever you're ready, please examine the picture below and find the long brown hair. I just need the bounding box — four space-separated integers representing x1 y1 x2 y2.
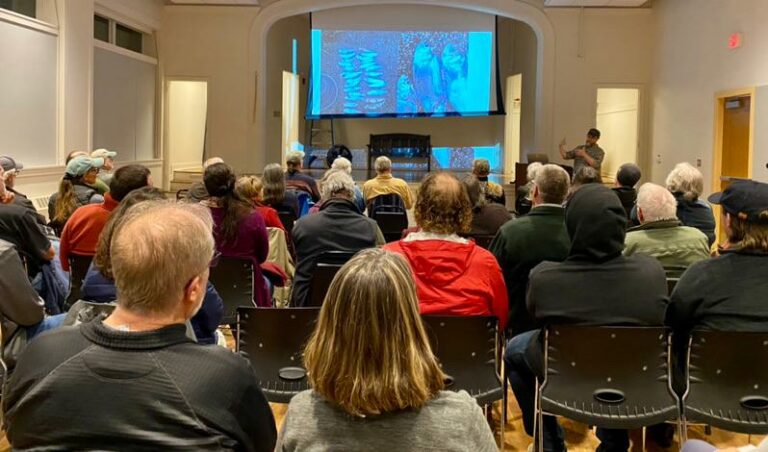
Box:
303 249 445 417
53 176 84 224
204 163 252 244
262 163 286 206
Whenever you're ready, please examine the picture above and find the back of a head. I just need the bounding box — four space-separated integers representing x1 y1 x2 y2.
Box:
616 163 642 188
262 163 286 204
110 165 151 202
415 172 472 234
636 183 677 223
286 151 303 172
462 175 482 208
320 170 355 201
326 144 352 167
374 156 392 174
330 157 353 175
234 176 263 201
111 202 214 315
666 162 703 202
66 150 88 164
565 184 627 261
203 157 224 170
526 162 544 182
203 163 235 198
472 159 490 177
303 249 444 416
573 166 603 186
534 164 570 205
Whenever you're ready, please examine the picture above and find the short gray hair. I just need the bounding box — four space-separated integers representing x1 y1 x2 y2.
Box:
331 157 352 174
533 164 570 205
637 182 678 223
111 201 214 315
203 157 224 169
374 156 392 174
666 162 703 201
527 162 543 182
321 170 355 201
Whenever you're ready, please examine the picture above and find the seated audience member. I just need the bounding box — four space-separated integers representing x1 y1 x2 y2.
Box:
203 163 271 307
515 161 543 215
262 163 300 217
285 151 320 202
290 171 383 307
624 183 710 268
666 180 768 333
462 174 512 236
0 239 65 368
48 157 105 234
3 202 277 450
81 188 224 345
330 157 365 212
490 164 571 335
612 163 642 220
665 162 716 245
186 157 223 203
505 184 667 452
89 149 117 194
473 158 506 205
0 173 55 265
59 165 151 271
278 249 497 452
1 157 45 224
65 150 88 163
362 156 414 209
235 175 286 231
384 172 508 329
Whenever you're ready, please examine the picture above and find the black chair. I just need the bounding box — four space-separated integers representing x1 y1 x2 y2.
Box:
535 326 682 451
664 266 686 295
277 208 297 232
421 315 506 442
307 251 355 307
683 330 768 434
368 194 408 242
236 306 320 403
66 254 94 310
208 256 255 325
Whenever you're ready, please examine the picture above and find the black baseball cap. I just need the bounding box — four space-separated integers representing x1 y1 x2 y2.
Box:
708 180 768 224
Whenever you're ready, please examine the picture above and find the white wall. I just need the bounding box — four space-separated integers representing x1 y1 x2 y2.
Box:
650 0 768 190
596 88 639 181
166 80 208 171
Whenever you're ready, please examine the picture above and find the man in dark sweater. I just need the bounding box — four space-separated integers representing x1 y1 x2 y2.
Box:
286 151 321 202
504 184 668 452
3 202 277 451
490 164 570 335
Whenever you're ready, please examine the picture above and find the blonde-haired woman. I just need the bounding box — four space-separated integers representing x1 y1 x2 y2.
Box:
278 249 497 451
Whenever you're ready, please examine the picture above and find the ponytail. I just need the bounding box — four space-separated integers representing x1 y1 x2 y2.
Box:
53 176 79 224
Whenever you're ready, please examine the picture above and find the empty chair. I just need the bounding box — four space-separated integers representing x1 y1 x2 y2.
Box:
683 330 768 434
66 254 94 310
236 306 320 403
208 256 255 324
368 194 408 242
307 251 355 307
535 325 682 451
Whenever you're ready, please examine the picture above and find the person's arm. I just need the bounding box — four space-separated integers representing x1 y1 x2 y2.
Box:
0 248 45 328
559 138 572 160
232 367 278 451
19 211 54 264
462 393 500 452
588 147 605 169
59 222 71 271
251 212 269 264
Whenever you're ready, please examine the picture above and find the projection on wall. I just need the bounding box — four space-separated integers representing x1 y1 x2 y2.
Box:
308 29 498 118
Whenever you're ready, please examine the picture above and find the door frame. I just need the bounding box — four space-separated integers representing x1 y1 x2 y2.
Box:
592 83 645 182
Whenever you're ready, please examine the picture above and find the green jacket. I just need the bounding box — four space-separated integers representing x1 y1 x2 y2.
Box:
624 219 710 268
489 205 570 334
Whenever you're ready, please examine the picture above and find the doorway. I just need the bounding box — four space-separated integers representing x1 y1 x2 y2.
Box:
164 79 209 190
595 87 640 182
713 89 755 242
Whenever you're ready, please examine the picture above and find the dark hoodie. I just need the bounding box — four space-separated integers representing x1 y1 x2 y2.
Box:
526 184 668 334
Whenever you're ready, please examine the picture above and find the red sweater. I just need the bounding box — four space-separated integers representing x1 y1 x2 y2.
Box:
383 239 509 330
255 205 285 231
59 193 119 271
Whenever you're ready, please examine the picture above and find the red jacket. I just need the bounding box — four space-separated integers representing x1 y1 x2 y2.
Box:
59 193 119 271
384 239 508 330
255 205 285 231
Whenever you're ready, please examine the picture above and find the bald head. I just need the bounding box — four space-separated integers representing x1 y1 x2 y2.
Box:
415 172 472 234
111 202 214 315
636 182 678 223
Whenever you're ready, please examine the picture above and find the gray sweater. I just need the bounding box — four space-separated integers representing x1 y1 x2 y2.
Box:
277 390 497 451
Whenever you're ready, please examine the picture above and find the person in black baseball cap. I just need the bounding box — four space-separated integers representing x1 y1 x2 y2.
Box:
0 156 44 224
707 179 768 230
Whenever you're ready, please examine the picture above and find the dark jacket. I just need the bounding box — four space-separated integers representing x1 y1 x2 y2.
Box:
290 198 381 306
673 192 716 246
469 204 512 237
80 265 224 345
666 249 768 333
489 205 570 335
286 171 320 202
3 321 277 451
47 184 103 233
525 185 668 362
611 186 636 221
185 182 209 203
266 190 300 218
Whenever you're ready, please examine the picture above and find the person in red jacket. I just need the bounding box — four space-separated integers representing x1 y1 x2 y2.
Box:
384 172 508 330
59 165 151 271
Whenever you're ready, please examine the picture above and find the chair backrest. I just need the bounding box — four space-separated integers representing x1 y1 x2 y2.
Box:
276 208 297 232
307 250 355 307
684 330 768 434
421 315 502 405
367 193 405 217
66 254 94 310
664 266 688 279
208 256 254 324
237 306 320 403
541 325 678 429
372 211 408 243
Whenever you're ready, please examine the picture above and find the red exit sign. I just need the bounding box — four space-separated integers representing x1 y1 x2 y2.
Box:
729 32 743 50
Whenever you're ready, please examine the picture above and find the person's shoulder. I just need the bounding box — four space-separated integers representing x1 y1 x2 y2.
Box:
16 326 90 370
678 225 709 240
427 390 481 414
529 259 562 279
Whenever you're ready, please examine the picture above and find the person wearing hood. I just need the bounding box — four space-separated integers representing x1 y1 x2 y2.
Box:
383 172 508 330
504 184 668 452
290 170 384 307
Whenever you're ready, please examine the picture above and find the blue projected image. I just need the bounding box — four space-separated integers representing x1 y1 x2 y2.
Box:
309 30 493 118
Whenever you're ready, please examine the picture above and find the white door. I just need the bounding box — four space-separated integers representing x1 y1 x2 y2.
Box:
595 88 640 181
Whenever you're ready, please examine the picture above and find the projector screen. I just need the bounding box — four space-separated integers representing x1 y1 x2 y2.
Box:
307 5 502 119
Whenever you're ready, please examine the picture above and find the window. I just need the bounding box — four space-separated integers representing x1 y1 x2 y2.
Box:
94 15 109 42
0 0 35 19
115 23 142 53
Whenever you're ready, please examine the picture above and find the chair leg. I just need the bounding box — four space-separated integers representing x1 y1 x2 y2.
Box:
499 387 507 451
534 378 543 452
678 417 688 445
641 426 646 451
